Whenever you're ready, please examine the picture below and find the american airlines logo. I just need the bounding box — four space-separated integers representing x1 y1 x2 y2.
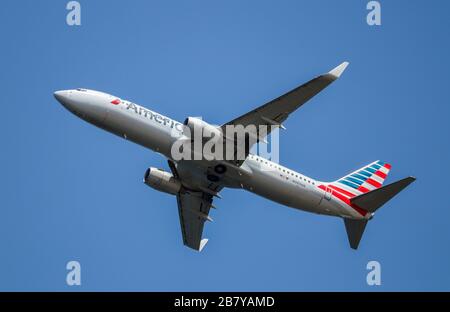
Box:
125 101 184 131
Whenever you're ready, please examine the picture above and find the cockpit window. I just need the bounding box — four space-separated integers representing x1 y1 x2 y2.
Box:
76 88 87 92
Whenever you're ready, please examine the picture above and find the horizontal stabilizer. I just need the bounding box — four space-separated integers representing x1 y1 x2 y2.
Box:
350 176 416 213
344 219 368 250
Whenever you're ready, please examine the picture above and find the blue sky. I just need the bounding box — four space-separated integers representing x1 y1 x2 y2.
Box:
1 0 449 291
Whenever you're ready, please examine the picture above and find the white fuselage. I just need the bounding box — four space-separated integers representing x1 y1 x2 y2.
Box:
54 88 367 220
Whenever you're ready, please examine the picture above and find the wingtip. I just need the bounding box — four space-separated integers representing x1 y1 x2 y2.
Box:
198 238 209 252
329 61 349 78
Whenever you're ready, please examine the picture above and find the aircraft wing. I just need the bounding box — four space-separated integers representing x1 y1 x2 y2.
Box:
167 160 222 251
176 191 214 251
221 62 349 164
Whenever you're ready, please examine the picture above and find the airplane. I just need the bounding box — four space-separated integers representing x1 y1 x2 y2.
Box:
54 62 415 251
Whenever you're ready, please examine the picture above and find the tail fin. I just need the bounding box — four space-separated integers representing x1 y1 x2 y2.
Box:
331 160 392 197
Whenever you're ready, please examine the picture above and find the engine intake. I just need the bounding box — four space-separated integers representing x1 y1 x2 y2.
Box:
143 167 181 195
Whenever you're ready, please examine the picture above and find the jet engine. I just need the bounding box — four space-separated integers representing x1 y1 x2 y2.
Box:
183 117 222 140
143 167 181 195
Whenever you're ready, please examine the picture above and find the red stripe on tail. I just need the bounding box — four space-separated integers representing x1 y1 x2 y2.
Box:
366 178 382 188
329 188 368 216
317 184 368 217
328 185 357 198
357 185 370 193
374 170 387 179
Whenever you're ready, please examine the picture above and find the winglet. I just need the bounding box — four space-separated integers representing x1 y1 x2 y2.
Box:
199 238 209 252
328 61 349 78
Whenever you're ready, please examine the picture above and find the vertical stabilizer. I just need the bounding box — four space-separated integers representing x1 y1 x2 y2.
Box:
331 160 392 197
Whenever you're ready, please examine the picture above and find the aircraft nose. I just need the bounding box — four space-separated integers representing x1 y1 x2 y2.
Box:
53 90 70 105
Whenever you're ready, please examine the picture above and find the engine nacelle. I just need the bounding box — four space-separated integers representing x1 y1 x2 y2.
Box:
183 117 222 140
143 167 181 195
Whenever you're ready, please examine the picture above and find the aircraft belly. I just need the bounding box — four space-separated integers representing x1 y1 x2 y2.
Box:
243 168 321 212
